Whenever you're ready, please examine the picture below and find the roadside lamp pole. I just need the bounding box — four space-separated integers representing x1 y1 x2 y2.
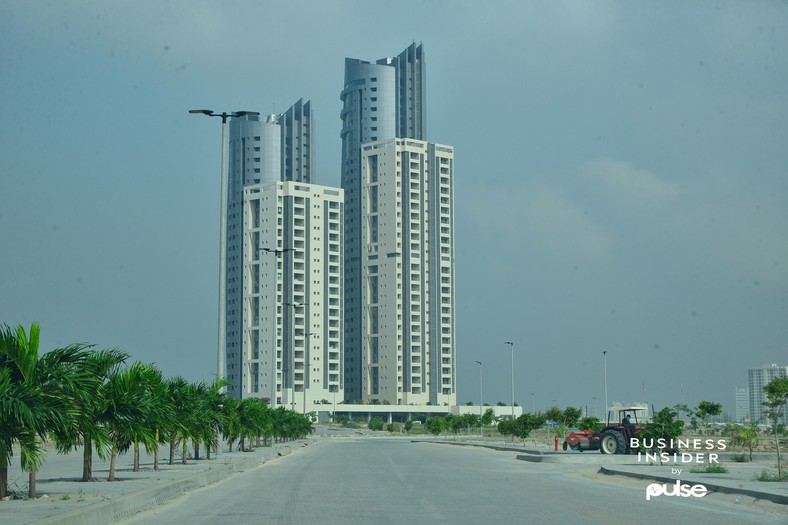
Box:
188 109 260 386
504 341 515 421
475 361 483 437
285 302 303 411
258 246 292 407
300 331 314 416
603 351 608 425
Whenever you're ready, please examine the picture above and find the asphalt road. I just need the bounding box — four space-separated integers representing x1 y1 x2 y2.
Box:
119 438 786 525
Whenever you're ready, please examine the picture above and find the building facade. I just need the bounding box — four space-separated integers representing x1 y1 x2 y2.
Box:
223 101 344 408
340 43 438 402
748 364 788 425
235 181 343 408
734 386 749 423
359 138 455 406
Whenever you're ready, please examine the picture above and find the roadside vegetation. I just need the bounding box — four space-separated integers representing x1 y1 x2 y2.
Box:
0 322 312 500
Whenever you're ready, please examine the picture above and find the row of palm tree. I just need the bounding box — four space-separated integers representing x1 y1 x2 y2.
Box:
0 322 312 500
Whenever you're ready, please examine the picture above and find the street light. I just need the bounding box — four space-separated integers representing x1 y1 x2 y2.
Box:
475 360 483 437
285 302 303 411
299 331 314 416
189 109 260 385
504 341 515 421
603 351 608 425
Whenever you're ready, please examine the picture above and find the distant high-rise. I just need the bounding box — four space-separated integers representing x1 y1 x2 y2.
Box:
341 43 427 401
734 386 749 423
223 100 344 407
748 364 788 425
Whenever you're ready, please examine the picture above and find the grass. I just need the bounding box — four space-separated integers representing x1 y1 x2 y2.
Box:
732 454 749 463
753 469 788 482
689 464 728 474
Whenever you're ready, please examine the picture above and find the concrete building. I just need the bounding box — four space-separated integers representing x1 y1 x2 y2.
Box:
222 101 344 409
735 386 749 423
359 138 455 406
748 364 788 425
341 43 443 402
234 181 343 409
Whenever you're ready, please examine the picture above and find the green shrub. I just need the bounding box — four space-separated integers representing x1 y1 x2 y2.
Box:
690 464 728 474
753 469 788 482
732 453 749 463
386 423 395 432
368 416 385 431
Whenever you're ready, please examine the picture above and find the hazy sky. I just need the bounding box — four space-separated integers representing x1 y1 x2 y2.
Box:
2 1 786 417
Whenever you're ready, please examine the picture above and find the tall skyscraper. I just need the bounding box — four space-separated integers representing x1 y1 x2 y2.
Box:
748 364 788 425
223 100 344 408
360 138 455 405
341 43 455 405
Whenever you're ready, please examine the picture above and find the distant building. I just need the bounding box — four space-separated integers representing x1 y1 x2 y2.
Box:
748 364 788 425
734 386 749 423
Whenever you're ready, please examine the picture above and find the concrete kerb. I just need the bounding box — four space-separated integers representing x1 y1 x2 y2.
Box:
417 439 787 506
598 466 788 506
28 441 312 525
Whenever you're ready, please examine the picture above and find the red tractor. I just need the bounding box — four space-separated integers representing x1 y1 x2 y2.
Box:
562 406 647 454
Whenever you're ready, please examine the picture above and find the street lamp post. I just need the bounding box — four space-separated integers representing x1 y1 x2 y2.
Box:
258 246 292 408
603 350 608 425
504 341 515 421
300 331 314 416
285 302 303 411
189 109 260 386
475 361 483 438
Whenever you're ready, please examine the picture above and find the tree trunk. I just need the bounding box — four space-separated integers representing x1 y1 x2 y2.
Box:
109 441 118 482
82 436 93 482
28 469 36 499
776 425 783 480
133 442 140 472
182 440 187 465
169 435 176 465
194 439 200 461
206 441 211 460
154 448 159 471
0 455 8 499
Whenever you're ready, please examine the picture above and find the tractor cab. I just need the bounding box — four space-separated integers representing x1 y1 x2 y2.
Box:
599 405 648 454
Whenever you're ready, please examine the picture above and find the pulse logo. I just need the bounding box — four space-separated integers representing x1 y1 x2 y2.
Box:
645 480 708 501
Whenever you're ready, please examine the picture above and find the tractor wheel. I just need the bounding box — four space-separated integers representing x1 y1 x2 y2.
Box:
600 430 626 454
562 442 568 451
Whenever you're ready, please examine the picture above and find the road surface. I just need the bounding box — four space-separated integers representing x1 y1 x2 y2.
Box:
119 438 786 524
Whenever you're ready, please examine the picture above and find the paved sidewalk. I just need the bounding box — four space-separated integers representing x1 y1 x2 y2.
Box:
419 439 788 506
0 440 312 525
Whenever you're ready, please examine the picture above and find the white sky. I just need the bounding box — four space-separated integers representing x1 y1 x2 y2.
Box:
1 0 786 416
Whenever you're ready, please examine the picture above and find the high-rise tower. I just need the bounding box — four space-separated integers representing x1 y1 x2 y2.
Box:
223 101 344 408
341 43 426 401
341 43 454 405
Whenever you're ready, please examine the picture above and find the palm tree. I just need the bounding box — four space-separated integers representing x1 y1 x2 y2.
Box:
221 396 241 452
104 362 158 481
133 364 172 472
52 348 129 481
200 378 230 459
0 323 89 499
165 377 195 465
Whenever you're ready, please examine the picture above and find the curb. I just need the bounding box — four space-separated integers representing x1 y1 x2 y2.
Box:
598 467 788 506
31 442 309 525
